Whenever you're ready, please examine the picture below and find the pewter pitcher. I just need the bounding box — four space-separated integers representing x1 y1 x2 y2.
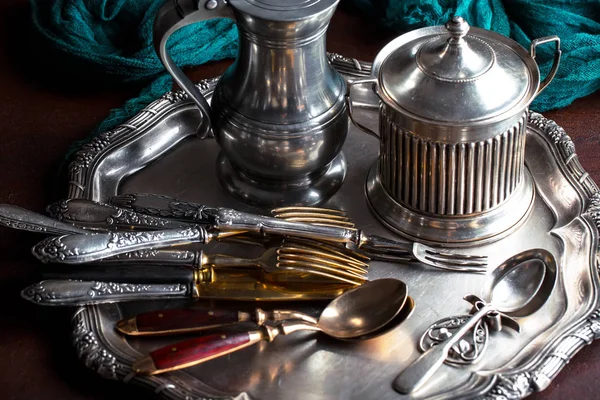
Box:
154 0 349 207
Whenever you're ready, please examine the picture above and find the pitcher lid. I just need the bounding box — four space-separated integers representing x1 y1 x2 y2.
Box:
229 0 339 21
373 17 541 123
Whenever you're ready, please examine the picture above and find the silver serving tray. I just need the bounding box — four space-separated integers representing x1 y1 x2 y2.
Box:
65 54 600 400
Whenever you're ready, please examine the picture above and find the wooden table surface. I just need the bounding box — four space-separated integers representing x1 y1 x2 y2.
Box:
1 1 599 399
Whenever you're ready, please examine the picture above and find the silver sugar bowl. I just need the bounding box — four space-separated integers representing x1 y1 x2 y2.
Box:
348 16 561 245
154 0 348 207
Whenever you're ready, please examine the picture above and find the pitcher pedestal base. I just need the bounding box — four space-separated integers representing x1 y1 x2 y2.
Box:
216 152 347 208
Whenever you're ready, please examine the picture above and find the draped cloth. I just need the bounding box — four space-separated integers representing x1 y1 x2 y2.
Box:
30 0 600 135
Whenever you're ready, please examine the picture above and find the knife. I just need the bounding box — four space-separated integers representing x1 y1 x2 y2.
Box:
31 226 217 264
21 273 352 306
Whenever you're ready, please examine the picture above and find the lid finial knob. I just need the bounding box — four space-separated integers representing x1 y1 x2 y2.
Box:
446 16 470 44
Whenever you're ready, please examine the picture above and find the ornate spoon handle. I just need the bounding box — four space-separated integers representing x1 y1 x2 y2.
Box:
32 227 212 264
393 304 496 394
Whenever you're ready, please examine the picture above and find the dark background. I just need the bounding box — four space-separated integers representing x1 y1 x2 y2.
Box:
1 0 600 399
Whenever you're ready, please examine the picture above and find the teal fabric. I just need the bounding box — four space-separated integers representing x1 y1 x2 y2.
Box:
30 0 238 135
29 0 600 137
350 0 600 112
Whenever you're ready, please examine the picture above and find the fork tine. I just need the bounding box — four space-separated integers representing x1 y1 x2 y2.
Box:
277 258 368 281
278 253 367 278
272 206 348 217
280 241 369 267
275 216 356 228
423 256 488 268
422 260 487 273
274 206 487 272
424 249 488 261
277 265 365 286
273 209 355 227
285 238 370 261
421 253 487 272
278 246 368 273
272 211 352 221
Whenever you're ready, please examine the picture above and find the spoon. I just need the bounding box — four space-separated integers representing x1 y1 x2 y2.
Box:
132 278 408 375
393 248 557 394
116 293 415 338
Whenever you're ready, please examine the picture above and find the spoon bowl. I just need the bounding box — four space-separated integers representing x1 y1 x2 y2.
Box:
484 248 557 317
340 296 415 342
318 278 408 339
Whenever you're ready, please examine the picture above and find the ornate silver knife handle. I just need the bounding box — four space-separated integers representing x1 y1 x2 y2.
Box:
0 204 93 235
100 248 199 266
111 193 359 244
110 193 216 223
21 280 191 306
31 227 212 264
47 199 198 231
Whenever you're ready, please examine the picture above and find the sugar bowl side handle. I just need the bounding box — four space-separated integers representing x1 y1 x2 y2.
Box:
530 36 561 95
345 77 380 140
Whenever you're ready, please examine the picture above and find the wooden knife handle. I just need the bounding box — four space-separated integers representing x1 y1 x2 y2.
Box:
117 308 249 336
133 330 264 375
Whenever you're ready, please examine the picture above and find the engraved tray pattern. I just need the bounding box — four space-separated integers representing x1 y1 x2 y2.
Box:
65 54 600 400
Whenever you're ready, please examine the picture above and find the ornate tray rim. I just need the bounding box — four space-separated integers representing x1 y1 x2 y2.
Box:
64 53 600 400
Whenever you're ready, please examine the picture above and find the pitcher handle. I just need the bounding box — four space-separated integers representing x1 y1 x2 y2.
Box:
154 0 235 138
346 78 380 140
530 36 561 95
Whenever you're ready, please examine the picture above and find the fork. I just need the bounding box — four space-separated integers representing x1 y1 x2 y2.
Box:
201 238 368 285
109 194 487 273
33 235 369 286
272 207 487 273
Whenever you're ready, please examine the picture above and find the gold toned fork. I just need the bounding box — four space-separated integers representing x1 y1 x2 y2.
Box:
202 238 368 286
272 207 487 273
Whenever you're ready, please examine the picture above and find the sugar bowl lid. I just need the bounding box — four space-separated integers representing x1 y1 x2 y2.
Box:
372 16 541 123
